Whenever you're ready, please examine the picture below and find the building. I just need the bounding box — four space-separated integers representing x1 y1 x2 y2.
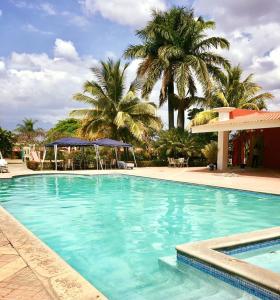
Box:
191 108 280 170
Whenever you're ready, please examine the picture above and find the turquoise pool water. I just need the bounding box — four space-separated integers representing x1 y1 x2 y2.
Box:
235 243 280 274
0 175 279 299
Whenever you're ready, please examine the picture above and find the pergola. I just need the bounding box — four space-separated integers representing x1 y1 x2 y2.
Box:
190 108 280 170
43 137 137 170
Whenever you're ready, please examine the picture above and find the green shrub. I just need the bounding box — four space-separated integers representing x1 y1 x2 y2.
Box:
201 141 218 164
27 161 40 170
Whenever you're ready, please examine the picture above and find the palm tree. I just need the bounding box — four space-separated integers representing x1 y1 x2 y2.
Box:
15 118 44 144
71 59 162 142
191 65 274 125
155 129 199 159
124 7 230 129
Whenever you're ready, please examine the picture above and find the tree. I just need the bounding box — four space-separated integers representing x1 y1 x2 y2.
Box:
71 59 162 142
15 118 45 144
124 7 230 129
154 129 199 159
46 118 80 142
192 65 274 125
0 128 15 157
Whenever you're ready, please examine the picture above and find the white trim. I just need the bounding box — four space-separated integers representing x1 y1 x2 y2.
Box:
192 119 280 133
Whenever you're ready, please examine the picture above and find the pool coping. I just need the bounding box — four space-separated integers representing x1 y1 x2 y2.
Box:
176 227 280 297
3 171 280 197
0 206 107 300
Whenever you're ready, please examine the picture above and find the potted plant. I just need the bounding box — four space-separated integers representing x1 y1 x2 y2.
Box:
201 141 218 171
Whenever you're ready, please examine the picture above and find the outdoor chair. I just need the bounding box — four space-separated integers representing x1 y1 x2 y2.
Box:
30 151 50 169
117 161 134 169
177 158 185 167
0 159 8 173
100 159 110 169
110 159 117 169
168 157 176 167
184 157 190 167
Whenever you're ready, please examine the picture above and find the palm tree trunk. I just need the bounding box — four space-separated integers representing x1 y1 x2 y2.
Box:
177 105 185 129
167 81 174 129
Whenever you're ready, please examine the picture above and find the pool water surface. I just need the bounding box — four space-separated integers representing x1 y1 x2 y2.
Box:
0 175 279 299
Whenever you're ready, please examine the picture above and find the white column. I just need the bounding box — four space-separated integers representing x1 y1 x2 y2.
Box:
217 131 229 170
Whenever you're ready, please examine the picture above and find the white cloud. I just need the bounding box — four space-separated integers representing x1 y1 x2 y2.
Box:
61 11 90 28
22 23 53 35
194 0 280 31
0 39 98 129
54 39 79 61
193 0 280 111
104 51 116 59
40 2 56 15
80 0 167 26
0 61 5 72
0 9 2 16
0 40 168 130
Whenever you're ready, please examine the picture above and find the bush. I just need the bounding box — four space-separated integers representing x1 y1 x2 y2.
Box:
27 161 40 170
201 141 218 164
0 128 15 157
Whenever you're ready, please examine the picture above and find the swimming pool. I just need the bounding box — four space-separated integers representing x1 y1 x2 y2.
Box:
0 174 279 299
234 242 280 275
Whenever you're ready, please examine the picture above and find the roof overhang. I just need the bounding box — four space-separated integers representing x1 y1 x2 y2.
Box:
191 119 280 133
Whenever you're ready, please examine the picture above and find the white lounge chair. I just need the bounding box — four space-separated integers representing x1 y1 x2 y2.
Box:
117 161 134 169
0 153 8 173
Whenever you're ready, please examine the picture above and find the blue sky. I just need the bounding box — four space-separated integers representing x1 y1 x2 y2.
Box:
0 0 279 130
0 0 140 58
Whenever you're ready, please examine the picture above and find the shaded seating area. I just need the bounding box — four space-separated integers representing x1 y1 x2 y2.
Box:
93 138 137 170
43 137 94 171
42 137 137 171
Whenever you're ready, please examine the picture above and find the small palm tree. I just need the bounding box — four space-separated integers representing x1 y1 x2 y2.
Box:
201 141 218 164
155 129 199 159
15 118 44 144
71 59 162 142
125 7 230 129
192 65 274 125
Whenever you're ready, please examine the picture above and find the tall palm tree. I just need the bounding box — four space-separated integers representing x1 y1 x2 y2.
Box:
15 118 44 144
191 65 274 125
124 7 230 129
71 59 162 142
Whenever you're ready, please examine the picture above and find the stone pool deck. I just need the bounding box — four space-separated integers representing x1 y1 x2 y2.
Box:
0 207 106 300
0 161 279 299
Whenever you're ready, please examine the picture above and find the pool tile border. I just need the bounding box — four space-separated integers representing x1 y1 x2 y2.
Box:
177 253 280 299
0 207 107 300
176 227 280 299
221 237 280 256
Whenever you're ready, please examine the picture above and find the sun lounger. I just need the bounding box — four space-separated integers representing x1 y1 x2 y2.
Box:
0 159 8 173
117 161 134 169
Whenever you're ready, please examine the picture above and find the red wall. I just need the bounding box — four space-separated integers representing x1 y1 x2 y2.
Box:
263 127 280 169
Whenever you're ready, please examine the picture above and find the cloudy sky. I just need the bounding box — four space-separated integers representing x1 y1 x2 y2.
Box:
0 0 280 130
